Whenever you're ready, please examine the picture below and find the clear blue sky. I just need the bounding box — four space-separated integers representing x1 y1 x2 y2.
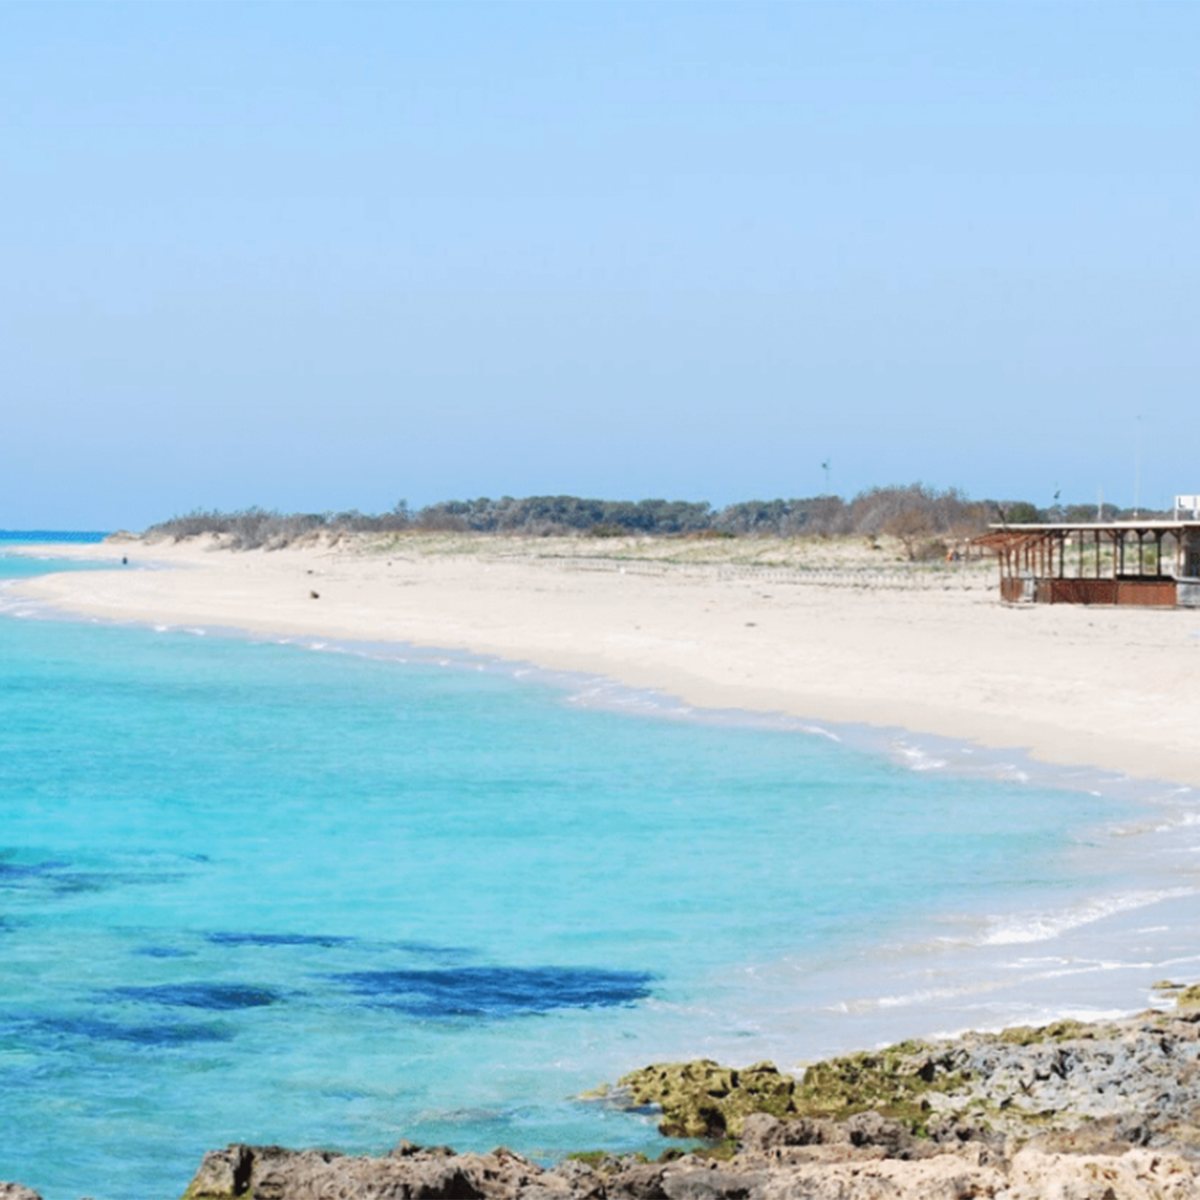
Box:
2 2 1196 529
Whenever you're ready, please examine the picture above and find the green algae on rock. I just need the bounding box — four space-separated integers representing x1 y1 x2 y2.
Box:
614 1045 973 1139
606 998 1200 1147
793 1043 970 1131
616 1060 801 1137
1175 984 1200 1009
995 1018 1099 1046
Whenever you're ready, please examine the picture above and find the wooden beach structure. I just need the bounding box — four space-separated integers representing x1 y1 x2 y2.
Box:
975 506 1200 607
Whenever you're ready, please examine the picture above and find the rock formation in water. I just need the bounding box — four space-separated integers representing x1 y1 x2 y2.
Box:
10 1001 1200 1199
610 1008 1200 1147
0 1186 45 1200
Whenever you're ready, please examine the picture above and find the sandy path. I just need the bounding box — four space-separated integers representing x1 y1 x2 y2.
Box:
8 536 1200 788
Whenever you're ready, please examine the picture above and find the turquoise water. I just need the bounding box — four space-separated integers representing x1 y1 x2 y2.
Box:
0 531 109 544
2 550 1198 1200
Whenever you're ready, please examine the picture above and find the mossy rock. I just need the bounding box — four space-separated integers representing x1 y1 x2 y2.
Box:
1176 985 1200 1009
794 1044 969 1132
617 1060 800 1138
617 1047 970 1140
563 1150 652 1172
690 1138 739 1161
996 1019 1095 1046
564 1150 611 1168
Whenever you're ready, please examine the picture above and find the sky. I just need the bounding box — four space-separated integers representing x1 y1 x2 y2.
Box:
2 2 1197 530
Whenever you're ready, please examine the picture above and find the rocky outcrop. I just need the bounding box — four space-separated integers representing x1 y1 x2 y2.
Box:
11 1006 1200 1200
171 1004 1200 1200
609 1008 1200 1148
610 1061 804 1138
171 1133 1200 1200
0 1185 44 1200
183 1142 604 1200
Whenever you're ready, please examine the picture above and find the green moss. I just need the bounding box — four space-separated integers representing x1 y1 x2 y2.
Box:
1176 985 1200 1009
618 1060 801 1138
563 1150 650 1173
996 1019 1095 1046
615 1047 971 1140
181 1188 243 1200
889 1039 935 1057
794 1046 969 1133
564 1151 610 1168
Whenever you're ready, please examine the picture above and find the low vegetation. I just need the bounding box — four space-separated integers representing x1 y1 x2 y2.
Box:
145 486 1159 553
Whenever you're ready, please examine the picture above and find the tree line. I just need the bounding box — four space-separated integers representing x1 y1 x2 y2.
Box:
144 487 1163 556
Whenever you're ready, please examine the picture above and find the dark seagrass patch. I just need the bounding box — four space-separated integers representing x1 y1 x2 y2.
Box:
207 931 355 948
35 1014 234 1046
330 965 654 1018
108 983 285 1010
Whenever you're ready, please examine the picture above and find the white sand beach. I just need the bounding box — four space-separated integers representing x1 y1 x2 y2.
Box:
9 534 1200 789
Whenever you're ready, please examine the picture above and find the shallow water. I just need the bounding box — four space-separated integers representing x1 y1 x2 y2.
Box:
1 550 1198 1200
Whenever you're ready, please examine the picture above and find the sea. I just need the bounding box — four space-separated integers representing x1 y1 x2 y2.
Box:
2 537 1199 1200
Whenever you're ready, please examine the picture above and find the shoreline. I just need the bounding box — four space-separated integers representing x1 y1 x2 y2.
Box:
6 534 1200 790
11 575 1194 1043
13 1004 1200 1200
9 535 1200 1040
6 537 1200 1200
